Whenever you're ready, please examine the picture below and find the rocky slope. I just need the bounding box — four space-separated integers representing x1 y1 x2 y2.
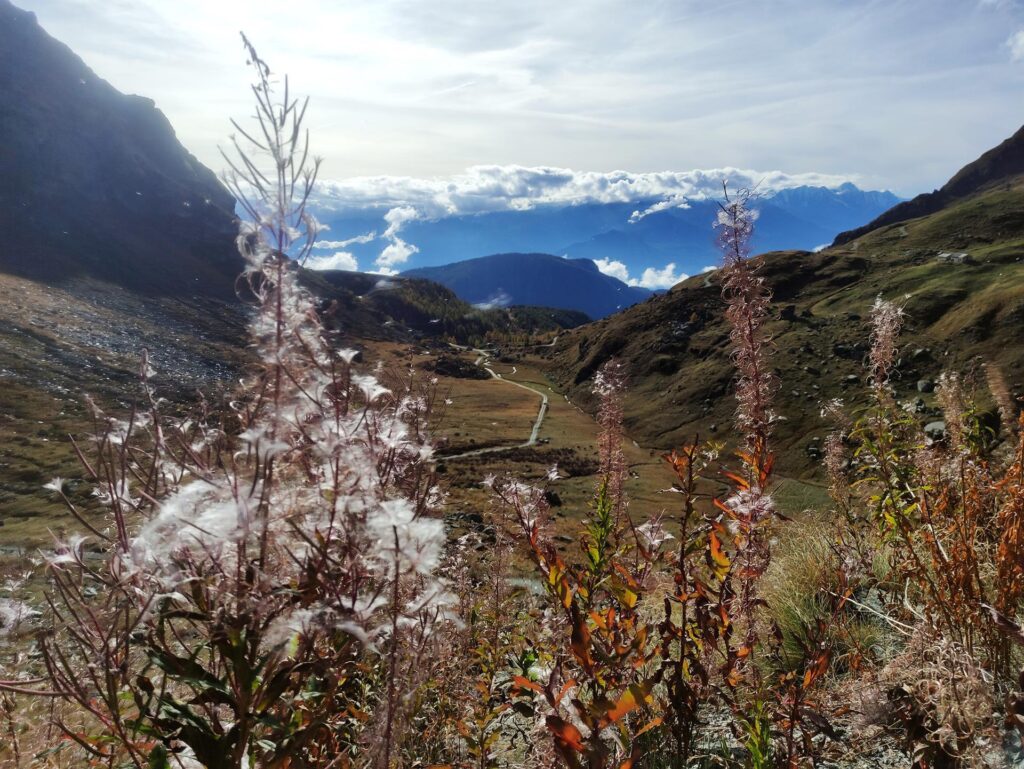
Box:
545 126 1024 478
0 0 241 297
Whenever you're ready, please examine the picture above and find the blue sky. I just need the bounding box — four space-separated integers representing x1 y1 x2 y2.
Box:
17 0 1024 199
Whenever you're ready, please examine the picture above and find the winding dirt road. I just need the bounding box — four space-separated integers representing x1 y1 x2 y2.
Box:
443 348 549 460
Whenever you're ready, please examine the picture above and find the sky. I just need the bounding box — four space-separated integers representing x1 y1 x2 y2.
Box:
17 0 1024 201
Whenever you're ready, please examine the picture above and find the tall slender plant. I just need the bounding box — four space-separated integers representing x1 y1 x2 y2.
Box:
2 38 452 769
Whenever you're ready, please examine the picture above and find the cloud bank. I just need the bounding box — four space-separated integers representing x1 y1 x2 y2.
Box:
312 232 377 250
313 165 862 220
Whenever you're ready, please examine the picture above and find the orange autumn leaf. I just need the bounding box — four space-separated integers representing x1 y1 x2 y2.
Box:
546 715 585 751
601 685 648 726
635 716 663 738
512 675 543 695
802 651 831 689
708 531 731 580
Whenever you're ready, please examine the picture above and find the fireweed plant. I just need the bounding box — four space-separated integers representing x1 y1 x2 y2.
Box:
833 297 1024 767
1 40 455 769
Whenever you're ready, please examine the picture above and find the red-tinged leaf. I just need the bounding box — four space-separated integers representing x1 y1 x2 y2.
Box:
570 607 596 673
707 532 731 581
835 587 854 612
554 678 577 707
802 651 830 689
612 561 641 590
721 470 750 490
546 715 585 751
512 675 543 695
635 716 663 738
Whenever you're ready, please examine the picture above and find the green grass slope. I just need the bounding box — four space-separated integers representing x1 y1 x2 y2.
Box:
544 177 1024 478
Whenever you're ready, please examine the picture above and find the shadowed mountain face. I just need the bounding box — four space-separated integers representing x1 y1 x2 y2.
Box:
0 0 242 297
546 126 1024 477
403 252 653 319
834 123 1024 246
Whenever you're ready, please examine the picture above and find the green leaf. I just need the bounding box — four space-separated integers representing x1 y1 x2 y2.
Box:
148 744 170 769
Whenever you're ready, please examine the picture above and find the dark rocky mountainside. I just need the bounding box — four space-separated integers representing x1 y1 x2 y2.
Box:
546 125 1024 477
834 124 1024 245
404 252 652 319
0 0 242 297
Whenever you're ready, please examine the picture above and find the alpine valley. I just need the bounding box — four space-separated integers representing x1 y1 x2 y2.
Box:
1 0 1022 542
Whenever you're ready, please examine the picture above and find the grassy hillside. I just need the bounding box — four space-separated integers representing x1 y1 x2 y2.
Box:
544 177 1024 478
0 275 248 544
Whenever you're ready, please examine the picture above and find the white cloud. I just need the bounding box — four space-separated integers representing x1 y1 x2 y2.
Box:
701 265 717 273
383 205 421 234
1009 29 1024 61
629 196 691 223
313 231 377 249
375 206 420 271
593 258 631 282
593 257 687 289
473 289 513 310
636 263 688 290
305 251 359 271
314 166 862 221
378 241 418 269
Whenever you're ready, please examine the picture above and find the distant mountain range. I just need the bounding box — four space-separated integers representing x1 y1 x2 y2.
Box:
309 182 902 284
404 253 653 319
